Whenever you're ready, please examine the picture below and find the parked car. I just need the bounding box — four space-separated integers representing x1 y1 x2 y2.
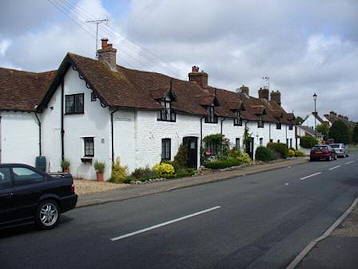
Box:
330 143 349 158
310 145 337 161
0 163 77 229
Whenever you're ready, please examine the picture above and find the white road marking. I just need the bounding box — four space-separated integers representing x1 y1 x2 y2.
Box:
285 183 289 186
345 161 354 165
300 172 322 180
329 165 341 171
111 206 221 242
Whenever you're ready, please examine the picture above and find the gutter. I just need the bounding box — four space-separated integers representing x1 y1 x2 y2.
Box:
111 109 119 163
33 112 42 156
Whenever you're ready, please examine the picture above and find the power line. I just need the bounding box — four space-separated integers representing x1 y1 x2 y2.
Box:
57 0 183 78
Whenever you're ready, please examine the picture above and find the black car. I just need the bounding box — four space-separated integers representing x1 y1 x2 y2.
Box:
0 163 77 229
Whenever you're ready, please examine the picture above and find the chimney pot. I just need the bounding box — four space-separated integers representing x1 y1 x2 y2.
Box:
188 66 208 87
270 90 281 106
98 38 117 71
101 38 109 49
258 88 269 100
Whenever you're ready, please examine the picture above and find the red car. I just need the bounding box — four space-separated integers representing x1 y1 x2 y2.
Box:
310 145 337 161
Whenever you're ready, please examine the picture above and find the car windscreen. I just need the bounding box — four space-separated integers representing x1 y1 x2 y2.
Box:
313 146 326 150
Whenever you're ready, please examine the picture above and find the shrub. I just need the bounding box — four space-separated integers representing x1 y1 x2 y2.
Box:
267 142 288 159
94 160 105 173
131 166 156 180
300 135 318 149
109 158 128 183
237 153 251 164
173 143 188 168
203 158 241 169
288 149 295 157
227 148 241 159
255 146 275 162
153 163 175 175
294 150 305 157
175 168 196 178
61 159 70 169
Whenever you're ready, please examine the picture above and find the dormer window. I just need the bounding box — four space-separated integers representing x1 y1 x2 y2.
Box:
289 123 294 130
234 110 242 126
276 122 281 129
258 116 264 128
157 97 176 122
205 104 218 123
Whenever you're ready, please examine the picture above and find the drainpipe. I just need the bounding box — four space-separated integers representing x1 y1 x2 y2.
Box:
286 125 288 147
220 117 226 136
33 112 42 156
200 116 205 166
269 122 271 142
111 109 118 163
61 78 65 162
220 117 226 156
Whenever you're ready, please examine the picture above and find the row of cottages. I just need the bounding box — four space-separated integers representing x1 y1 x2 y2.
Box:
0 39 296 180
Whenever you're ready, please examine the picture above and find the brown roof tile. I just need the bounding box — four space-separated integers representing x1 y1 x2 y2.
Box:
0 67 56 112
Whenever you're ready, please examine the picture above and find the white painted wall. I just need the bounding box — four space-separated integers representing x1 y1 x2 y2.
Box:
42 68 112 180
0 111 39 166
302 114 317 129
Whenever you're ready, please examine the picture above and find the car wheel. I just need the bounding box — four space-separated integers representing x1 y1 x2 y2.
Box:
35 200 60 229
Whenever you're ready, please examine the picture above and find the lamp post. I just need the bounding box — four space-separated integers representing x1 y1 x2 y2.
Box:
313 93 317 138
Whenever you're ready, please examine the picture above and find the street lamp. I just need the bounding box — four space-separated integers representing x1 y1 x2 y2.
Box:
313 93 317 138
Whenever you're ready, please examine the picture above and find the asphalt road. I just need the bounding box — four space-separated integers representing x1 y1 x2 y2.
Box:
1 152 358 269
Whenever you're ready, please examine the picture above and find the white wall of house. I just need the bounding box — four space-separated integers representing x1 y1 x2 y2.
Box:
302 114 318 129
0 111 39 165
42 68 112 180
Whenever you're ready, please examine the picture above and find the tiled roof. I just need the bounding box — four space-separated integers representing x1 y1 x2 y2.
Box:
0 67 56 112
4 52 296 125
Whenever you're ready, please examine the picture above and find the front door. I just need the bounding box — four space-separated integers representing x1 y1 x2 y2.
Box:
245 137 254 160
183 137 198 169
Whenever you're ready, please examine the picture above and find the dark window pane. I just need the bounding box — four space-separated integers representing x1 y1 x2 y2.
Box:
13 167 44 186
65 94 84 114
84 137 94 157
161 139 171 160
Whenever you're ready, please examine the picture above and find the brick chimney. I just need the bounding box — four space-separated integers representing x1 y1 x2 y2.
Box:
270 90 281 105
239 85 249 95
188 66 208 88
258 87 269 100
97 38 117 71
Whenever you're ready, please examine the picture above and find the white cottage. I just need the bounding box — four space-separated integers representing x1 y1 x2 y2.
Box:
1 39 296 180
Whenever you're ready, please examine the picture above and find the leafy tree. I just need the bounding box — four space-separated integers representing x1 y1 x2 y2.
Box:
329 120 349 144
316 123 329 140
300 135 318 148
243 126 252 153
295 116 304 125
353 125 358 144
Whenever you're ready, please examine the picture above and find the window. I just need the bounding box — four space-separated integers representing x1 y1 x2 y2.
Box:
65 93 84 114
260 138 263 146
276 122 281 129
235 138 241 149
161 138 171 160
270 139 273 143
289 123 293 130
0 167 11 189
234 111 242 126
91 92 97 102
205 104 218 123
205 140 218 156
277 139 280 143
12 167 44 186
290 138 293 148
158 100 176 122
258 116 264 128
84 137 94 157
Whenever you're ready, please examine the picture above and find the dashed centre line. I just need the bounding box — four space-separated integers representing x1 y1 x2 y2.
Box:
111 206 221 242
300 172 322 180
329 165 341 171
345 161 354 165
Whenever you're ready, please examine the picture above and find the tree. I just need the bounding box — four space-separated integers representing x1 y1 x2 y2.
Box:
329 120 349 144
295 116 304 125
353 125 358 144
316 123 329 140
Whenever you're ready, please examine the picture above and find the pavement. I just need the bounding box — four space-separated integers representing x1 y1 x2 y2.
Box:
76 157 358 269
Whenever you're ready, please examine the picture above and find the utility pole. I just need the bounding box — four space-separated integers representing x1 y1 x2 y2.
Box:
86 18 108 58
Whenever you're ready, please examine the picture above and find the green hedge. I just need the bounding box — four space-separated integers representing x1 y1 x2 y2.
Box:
267 142 288 159
300 135 318 149
255 146 276 162
203 158 241 169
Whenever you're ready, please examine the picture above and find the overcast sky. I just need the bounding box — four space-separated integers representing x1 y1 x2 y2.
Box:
1 0 357 121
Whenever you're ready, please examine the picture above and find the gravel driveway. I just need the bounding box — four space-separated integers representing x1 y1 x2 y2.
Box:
74 179 127 195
